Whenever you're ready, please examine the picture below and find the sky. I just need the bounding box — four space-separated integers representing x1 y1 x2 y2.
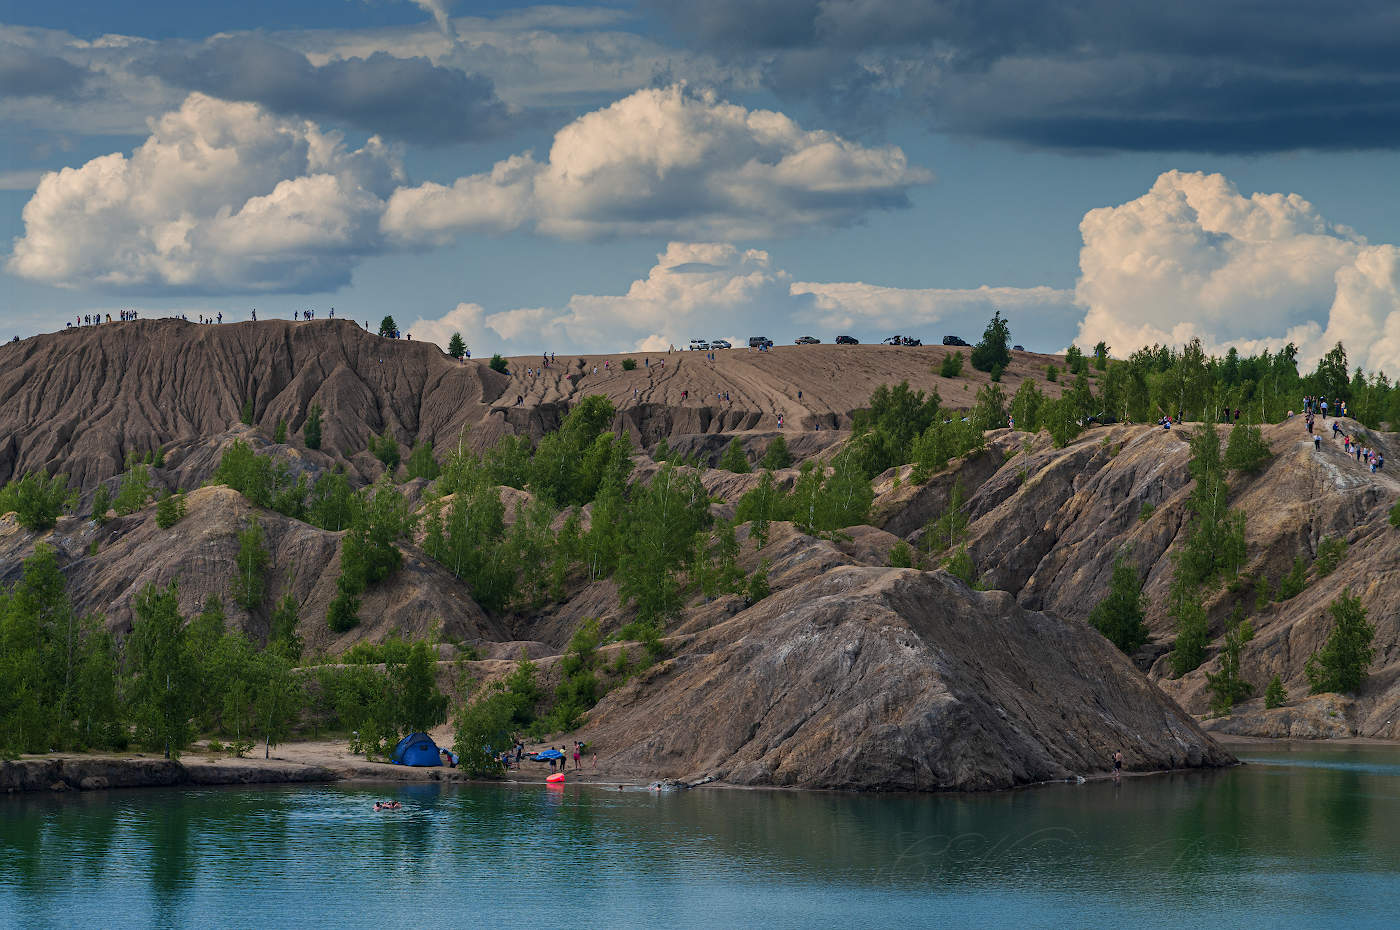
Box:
4 1 1400 371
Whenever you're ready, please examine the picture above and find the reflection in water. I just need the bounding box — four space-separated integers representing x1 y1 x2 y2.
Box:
3 745 1399 929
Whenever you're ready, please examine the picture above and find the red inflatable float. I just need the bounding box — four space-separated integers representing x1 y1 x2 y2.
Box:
546 773 565 783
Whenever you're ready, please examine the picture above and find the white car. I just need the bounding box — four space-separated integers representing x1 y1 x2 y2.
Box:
710 339 731 349
688 339 710 351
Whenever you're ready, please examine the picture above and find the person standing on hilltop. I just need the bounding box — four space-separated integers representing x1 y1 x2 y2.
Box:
251 308 256 321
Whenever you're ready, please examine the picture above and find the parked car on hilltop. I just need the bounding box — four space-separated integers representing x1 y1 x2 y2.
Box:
795 335 820 344
748 336 773 348
942 335 970 347
710 339 731 349
688 339 710 351
836 335 859 345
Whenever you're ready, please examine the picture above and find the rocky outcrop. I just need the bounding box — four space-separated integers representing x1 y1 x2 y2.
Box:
0 756 337 793
581 567 1232 791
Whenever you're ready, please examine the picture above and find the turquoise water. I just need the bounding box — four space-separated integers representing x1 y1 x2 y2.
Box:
3 744 1398 929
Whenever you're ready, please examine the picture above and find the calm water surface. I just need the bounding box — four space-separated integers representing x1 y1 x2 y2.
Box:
3 743 1398 929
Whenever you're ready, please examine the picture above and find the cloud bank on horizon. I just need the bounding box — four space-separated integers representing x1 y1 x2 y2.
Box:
401 170 1400 376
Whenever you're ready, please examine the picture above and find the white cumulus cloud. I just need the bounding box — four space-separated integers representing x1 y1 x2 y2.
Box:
10 86 929 296
383 84 930 242
1072 170 1400 373
7 93 404 293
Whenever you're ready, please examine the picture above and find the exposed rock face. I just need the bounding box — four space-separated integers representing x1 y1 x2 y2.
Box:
0 756 336 793
0 485 507 651
0 320 1060 490
582 567 1231 790
889 419 1400 738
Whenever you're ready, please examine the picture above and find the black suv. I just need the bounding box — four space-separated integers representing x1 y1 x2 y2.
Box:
748 336 773 348
836 335 859 345
942 335 970 347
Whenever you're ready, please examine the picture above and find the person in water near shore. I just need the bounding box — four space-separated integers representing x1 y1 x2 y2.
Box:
1113 750 1124 783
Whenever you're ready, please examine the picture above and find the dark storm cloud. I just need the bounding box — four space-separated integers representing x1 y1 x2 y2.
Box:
0 43 92 98
646 0 1400 153
141 36 519 145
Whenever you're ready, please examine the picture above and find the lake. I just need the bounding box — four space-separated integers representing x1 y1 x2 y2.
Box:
3 743 1398 929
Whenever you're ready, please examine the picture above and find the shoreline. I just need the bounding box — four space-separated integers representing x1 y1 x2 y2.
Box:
7 732 1393 798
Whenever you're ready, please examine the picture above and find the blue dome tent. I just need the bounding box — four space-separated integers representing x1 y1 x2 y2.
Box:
392 732 443 767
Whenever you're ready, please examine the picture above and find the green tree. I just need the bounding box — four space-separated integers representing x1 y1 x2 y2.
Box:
379 315 397 338
717 437 750 473
268 591 302 662
395 640 449 733
889 540 914 568
1314 342 1350 402
240 397 254 425
1065 344 1087 376
943 545 981 588
91 485 113 524
1046 363 1059 382
1223 422 1271 473
126 582 196 758
1093 341 1110 371
302 403 323 450
923 482 969 555
453 687 516 776
232 517 269 610
760 435 792 469
848 381 942 477
1043 396 1082 448
621 357 637 371
970 310 1011 373
155 490 186 529
972 383 1008 430
1264 675 1288 708
1306 591 1375 694
405 441 440 480
253 651 302 758
113 464 153 515
745 561 771 604
447 332 467 360
1009 378 1045 432
370 429 401 472
735 470 783 548
307 469 355 531
1089 553 1149 654
1205 610 1255 715
489 353 508 374
1314 536 1348 577
548 619 603 731
939 351 964 377
618 465 710 622
0 471 77 531
1277 557 1308 600
1169 588 1210 677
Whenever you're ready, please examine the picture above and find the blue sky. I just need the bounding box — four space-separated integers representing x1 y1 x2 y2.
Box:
4 1 1400 371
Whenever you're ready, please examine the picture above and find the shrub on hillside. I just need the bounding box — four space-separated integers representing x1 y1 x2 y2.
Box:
0 471 77 532
1306 591 1375 694
939 351 964 378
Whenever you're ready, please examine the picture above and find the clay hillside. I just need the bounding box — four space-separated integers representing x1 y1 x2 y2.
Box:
4 319 1395 788
0 318 1058 489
